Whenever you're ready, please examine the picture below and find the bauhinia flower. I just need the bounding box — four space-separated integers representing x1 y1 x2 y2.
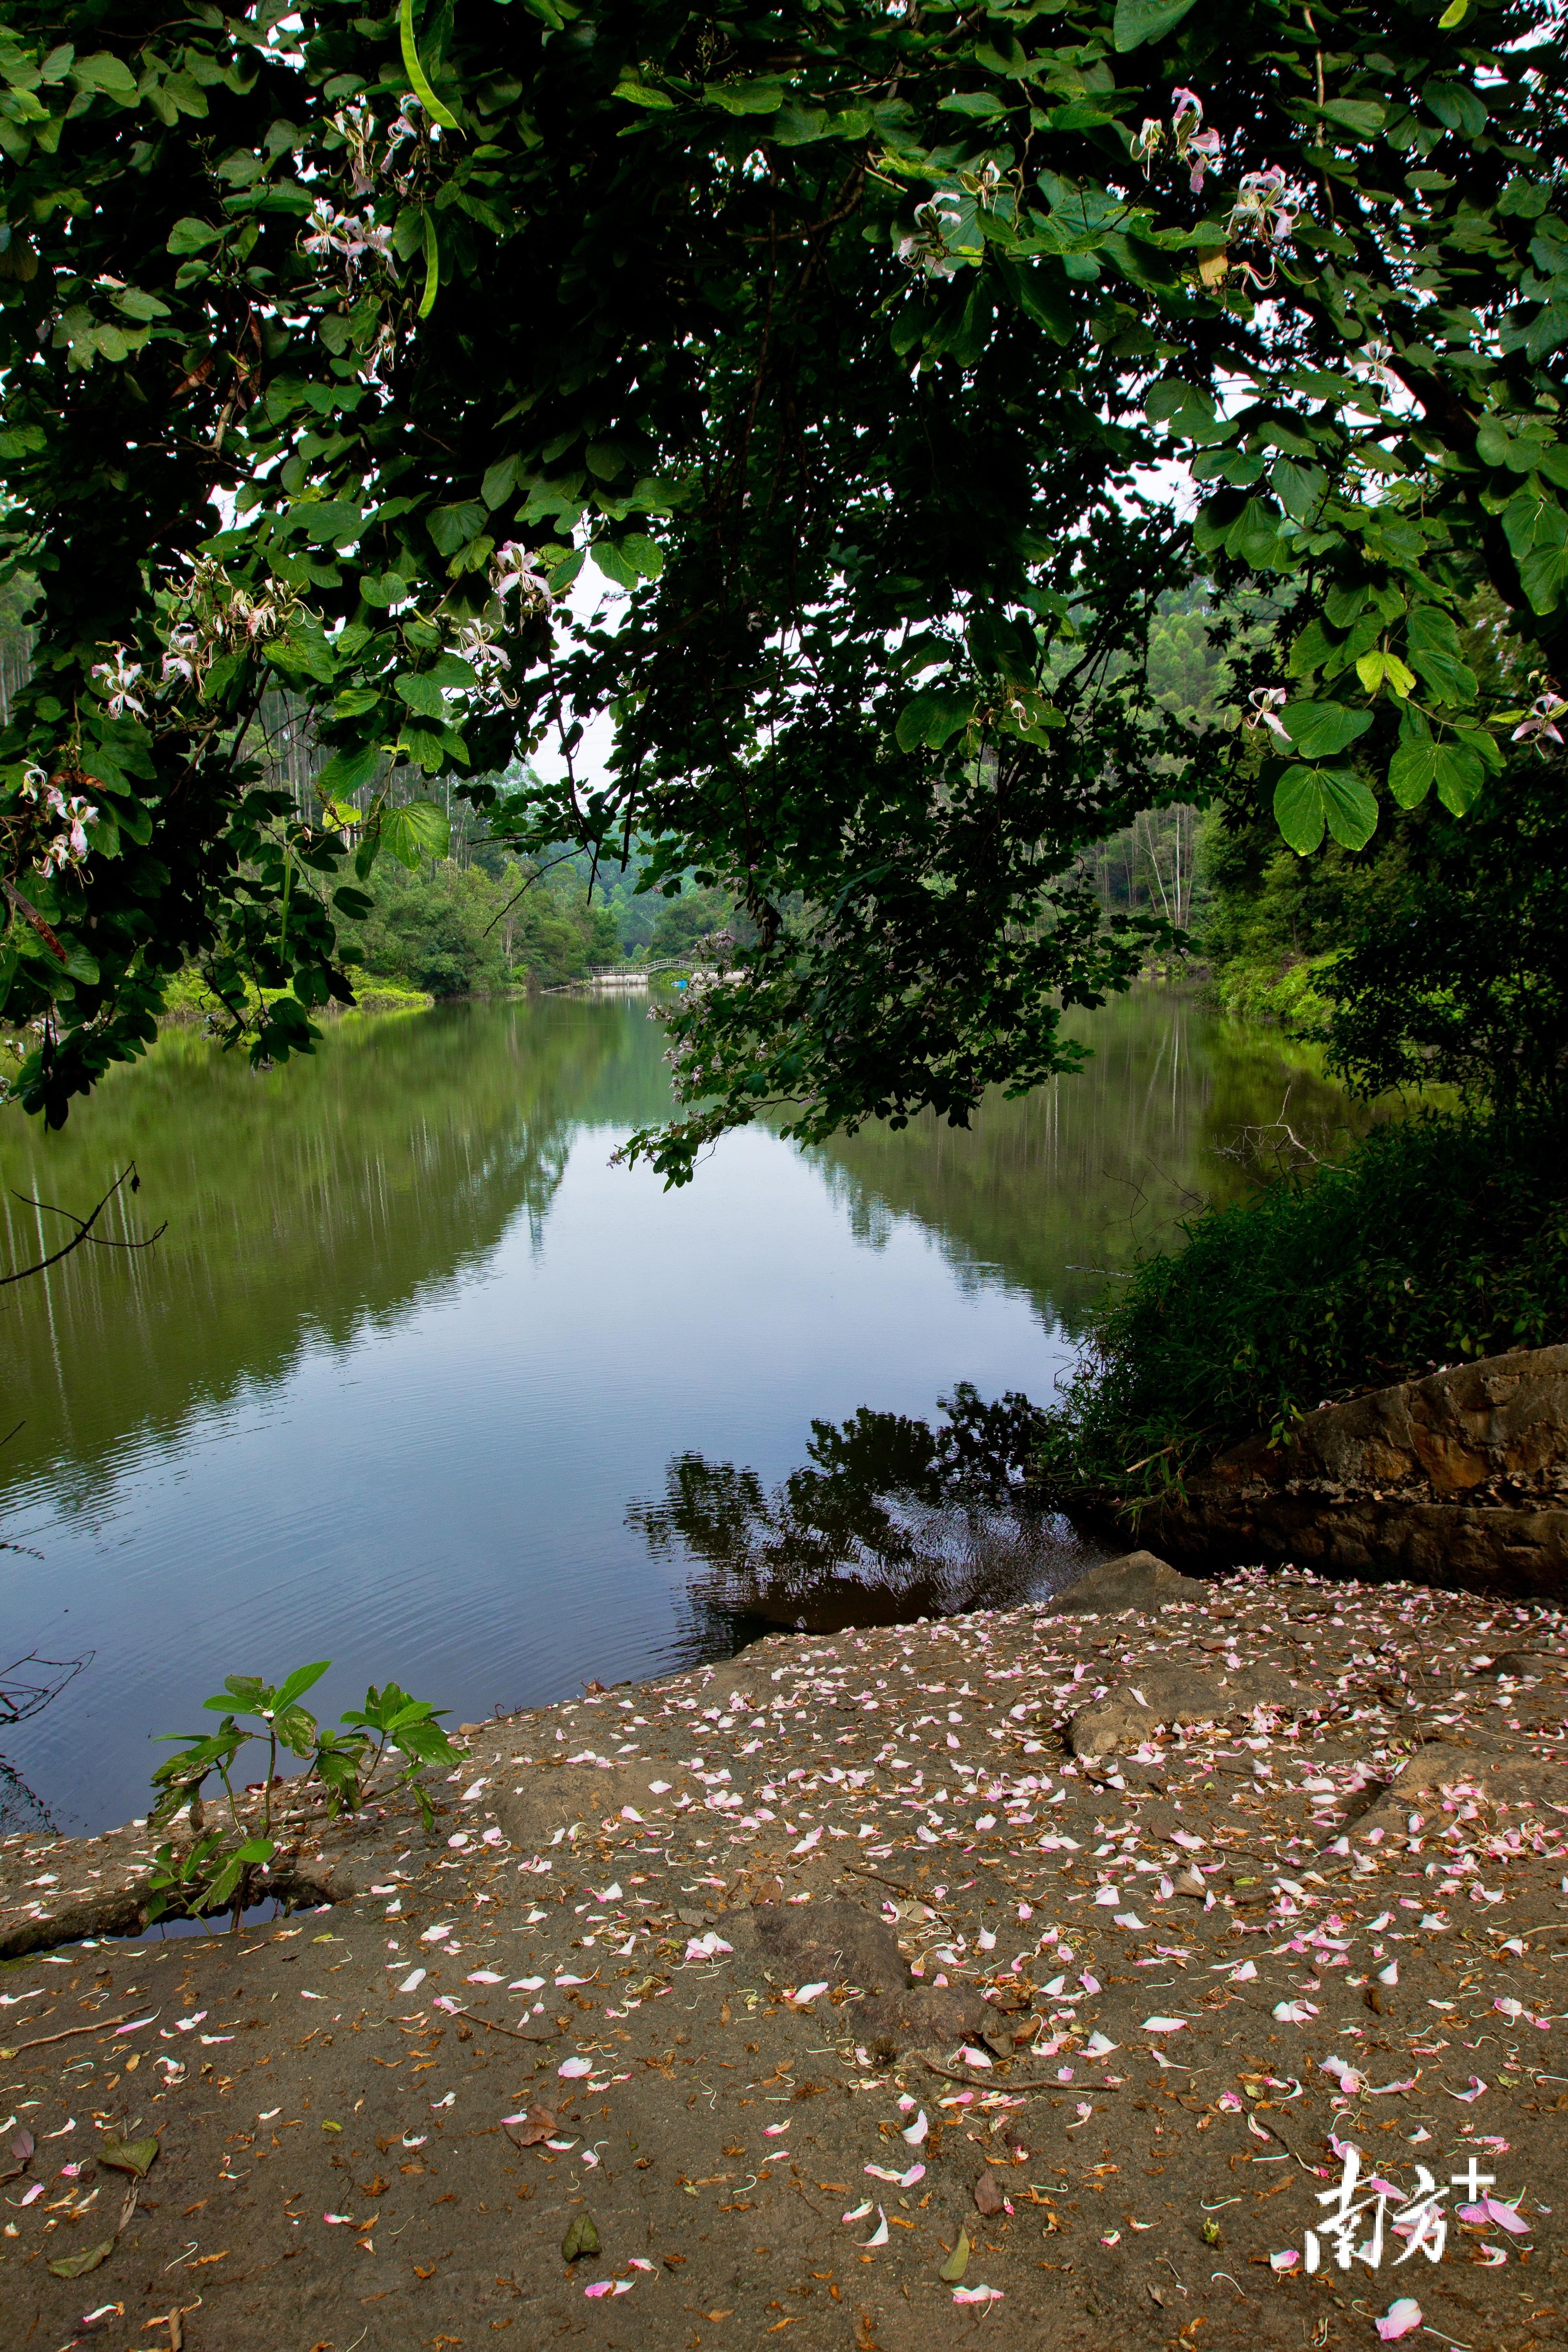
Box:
897 191 965 281
302 199 392 277
161 623 204 687
20 767 99 875
490 542 554 614
1512 690 1566 748
1170 86 1204 140
450 616 509 680
1244 686 1291 740
1171 87 1223 187
1131 118 1165 175
1229 167 1298 248
90 645 146 719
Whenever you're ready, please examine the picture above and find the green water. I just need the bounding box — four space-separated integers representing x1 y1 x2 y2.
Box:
0 986 1363 1831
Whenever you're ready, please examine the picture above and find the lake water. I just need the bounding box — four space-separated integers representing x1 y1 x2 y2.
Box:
0 986 1360 1834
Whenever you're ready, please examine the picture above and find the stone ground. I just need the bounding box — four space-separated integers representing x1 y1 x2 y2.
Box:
3 1557 1568 2352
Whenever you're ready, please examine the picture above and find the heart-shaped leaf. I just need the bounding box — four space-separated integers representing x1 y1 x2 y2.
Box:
1274 764 1379 855
562 2210 601 2261
98 2135 159 2178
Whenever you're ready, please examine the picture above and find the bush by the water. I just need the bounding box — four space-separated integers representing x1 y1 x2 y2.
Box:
1037 1105 1568 1504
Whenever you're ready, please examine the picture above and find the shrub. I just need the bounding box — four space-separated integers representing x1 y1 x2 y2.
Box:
1036 1104 1568 1504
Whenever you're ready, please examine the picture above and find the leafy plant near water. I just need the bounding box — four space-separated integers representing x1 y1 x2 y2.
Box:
147 1662 460 1927
1035 1104 1568 1506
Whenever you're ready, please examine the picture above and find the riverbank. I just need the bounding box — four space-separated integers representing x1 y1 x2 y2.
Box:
2 1556 1564 2352
158 971 437 1025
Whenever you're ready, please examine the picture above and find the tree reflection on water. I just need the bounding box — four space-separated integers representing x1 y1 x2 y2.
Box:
635 1384 1114 1651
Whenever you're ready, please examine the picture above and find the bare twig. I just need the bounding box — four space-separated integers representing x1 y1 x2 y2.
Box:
0 2007 160 2058
2 1164 165 1289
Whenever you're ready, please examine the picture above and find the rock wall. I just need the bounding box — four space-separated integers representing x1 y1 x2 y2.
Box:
1138 1343 1568 1595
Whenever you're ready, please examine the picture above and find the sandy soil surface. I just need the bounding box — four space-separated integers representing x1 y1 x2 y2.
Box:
2 1558 1566 2352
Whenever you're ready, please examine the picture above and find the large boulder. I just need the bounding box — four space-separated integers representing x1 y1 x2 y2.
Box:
1139 1347 1568 1598
1049 1549 1210 1616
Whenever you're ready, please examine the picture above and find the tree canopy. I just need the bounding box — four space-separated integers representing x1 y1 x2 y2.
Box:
0 0 1564 1163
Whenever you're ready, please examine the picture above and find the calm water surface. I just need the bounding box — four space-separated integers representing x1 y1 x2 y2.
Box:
0 988 1360 1832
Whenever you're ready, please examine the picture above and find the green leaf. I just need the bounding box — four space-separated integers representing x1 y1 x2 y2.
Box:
359 570 414 609
217 1675 269 1711
1405 606 1477 705
704 80 787 115
316 743 382 798
1272 459 1326 525
1476 412 1553 473
481 453 519 511
1437 0 1468 23
166 217 223 256
937 92 1007 120
393 721 447 774
396 670 448 718
591 539 641 589
276 1660 331 1710
98 2134 159 2177
1424 80 1487 138
1521 301 1568 365
70 52 138 99
379 799 450 868
895 688 975 751
619 533 663 580
1013 259 1072 342
939 2228 971 2283
113 287 171 323
1387 737 1441 809
1225 498 1290 570
1433 738 1485 815
1355 650 1416 699
1112 0 1200 51
429 500 486 556
49 2239 116 2278
399 0 461 132
1387 731 1483 813
1318 99 1385 140
1502 489 1568 614
1274 764 1378 855
612 75 676 109
272 1703 319 1755
1286 619 1335 681
1280 701 1373 760
562 2211 601 2261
